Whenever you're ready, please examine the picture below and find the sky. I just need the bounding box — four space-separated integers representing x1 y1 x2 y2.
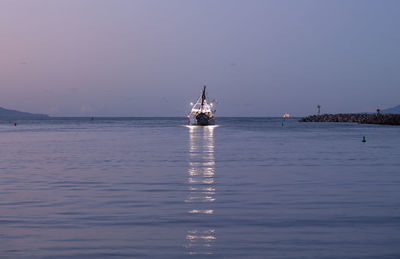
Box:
1 0 399 117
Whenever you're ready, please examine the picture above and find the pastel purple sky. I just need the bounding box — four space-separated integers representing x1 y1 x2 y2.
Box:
1 0 399 116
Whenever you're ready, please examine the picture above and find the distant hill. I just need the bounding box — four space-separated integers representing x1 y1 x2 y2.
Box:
0 106 49 119
382 105 400 114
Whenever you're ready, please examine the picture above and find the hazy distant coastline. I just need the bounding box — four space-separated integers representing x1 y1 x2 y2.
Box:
381 105 400 114
1 104 398 119
0 106 49 119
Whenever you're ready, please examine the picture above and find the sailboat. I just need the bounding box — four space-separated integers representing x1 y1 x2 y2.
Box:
188 86 216 125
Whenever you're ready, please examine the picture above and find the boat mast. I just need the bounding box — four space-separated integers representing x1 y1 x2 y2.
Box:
200 85 206 112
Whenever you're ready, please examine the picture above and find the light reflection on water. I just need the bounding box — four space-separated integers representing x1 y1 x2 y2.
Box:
185 126 217 254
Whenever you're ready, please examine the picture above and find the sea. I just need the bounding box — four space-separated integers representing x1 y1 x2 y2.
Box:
0 117 399 258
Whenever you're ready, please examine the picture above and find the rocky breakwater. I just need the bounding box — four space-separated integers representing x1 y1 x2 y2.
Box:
299 114 400 125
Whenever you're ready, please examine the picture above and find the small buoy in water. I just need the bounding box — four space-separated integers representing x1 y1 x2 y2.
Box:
362 136 366 142
14 123 17 127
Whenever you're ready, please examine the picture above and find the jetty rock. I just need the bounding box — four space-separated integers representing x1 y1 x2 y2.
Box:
299 113 400 126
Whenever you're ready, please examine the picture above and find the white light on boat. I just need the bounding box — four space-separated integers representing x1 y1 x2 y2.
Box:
190 102 193 106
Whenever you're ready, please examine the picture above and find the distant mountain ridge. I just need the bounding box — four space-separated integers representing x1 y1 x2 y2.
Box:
382 105 400 114
0 106 49 118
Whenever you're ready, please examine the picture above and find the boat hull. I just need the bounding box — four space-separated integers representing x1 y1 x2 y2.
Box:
195 113 215 125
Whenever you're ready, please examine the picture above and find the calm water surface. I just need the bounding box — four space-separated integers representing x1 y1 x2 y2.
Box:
0 117 400 258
